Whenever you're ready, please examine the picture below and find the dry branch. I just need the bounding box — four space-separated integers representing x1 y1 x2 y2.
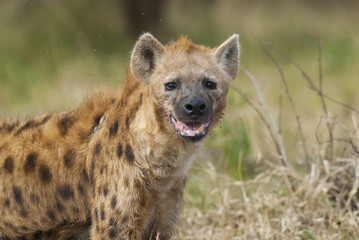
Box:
260 45 311 172
239 66 290 169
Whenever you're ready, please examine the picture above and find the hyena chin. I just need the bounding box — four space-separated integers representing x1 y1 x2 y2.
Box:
0 33 239 240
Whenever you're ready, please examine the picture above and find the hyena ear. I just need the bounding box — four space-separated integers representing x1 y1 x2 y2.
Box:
213 34 240 81
130 33 165 83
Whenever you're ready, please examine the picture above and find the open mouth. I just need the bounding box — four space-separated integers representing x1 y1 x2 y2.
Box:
170 115 211 142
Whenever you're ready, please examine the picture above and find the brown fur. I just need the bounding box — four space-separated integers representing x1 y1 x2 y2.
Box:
0 33 239 240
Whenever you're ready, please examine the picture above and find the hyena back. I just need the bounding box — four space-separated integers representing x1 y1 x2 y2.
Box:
0 33 239 240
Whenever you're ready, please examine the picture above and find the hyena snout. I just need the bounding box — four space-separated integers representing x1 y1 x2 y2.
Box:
183 97 207 117
175 96 212 123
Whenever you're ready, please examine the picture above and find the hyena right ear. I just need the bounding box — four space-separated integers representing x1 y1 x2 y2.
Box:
130 33 165 83
213 34 240 81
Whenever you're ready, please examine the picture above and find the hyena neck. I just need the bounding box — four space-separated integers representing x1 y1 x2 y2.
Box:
116 73 198 179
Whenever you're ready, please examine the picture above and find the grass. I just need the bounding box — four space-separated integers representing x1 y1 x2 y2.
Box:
1 1 359 239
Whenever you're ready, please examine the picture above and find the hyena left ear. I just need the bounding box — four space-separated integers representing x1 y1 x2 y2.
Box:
130 33 165 83
213 34 240 81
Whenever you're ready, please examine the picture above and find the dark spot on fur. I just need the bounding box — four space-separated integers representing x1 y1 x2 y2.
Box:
20 208 28 218
21 226 29 231
46 210 56 221
108 227 118 239
135 180 142 190
109 217 116 227
101 206 106 221
82 169 90 183
117 144 123 159
14 120 35 136
90 158 96 183
3 156 14 174
24 152 38 174
124 177 129 187
39 164 52 183
139 94 143 106
58 114 76 136
3 121 20 133
57 184 75 201
45 228 55 238
94 142 102 156
94 208 98 220
13 186 23 205
4 221 16 231
4 198 10 208
40 114 52 125
103 186 108 196
125 145 134 164
125 117 130 129
56 200 64 212
111 196 117 209
73 207 80 214
14 115 51 136
121 214 129 224
64 149 76 169
78 183 85 196
109 121 119 138
33 230 43 239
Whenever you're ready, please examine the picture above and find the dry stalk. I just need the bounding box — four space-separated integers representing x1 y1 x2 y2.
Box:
233 68 294 192
239 66 290 169
315 35 334 160
255 37 359 115
260 45 310 172
230 85 281 156
253 35 336 160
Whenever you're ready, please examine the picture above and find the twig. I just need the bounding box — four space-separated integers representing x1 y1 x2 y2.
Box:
254 36 359 115
314 35 333 160
230 85 281 156
278 73 284 149
239 66 290 169
230 85 294 192
261 46 310 172
320 138 359 156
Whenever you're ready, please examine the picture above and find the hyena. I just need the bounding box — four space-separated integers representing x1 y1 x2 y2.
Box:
0 33 239 239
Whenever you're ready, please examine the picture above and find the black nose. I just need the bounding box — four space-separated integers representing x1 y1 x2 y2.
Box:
183 97 207 116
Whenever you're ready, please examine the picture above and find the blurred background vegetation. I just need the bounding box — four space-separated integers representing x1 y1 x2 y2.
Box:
1 0 359 194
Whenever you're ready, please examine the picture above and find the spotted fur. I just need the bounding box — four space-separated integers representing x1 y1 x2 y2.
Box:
0 33 239 240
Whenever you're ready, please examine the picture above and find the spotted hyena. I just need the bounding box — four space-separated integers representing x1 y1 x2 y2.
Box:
0 33 239 240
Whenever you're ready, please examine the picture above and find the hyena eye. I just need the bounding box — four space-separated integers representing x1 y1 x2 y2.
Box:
204 79 217 90
165 82 177 91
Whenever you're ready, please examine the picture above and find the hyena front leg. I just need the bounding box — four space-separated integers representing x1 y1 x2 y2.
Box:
144 177 185 240
89 174 149 240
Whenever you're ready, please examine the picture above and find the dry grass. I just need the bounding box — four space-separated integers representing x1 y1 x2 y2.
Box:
177 159 359 239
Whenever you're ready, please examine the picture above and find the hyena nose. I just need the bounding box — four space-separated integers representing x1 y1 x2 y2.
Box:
183 97 207 116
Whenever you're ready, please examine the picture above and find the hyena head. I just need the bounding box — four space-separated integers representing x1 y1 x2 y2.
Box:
130 33 239 142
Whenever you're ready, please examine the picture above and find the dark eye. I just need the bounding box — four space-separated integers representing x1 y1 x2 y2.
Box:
204 80 217 90
165 82 177 91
